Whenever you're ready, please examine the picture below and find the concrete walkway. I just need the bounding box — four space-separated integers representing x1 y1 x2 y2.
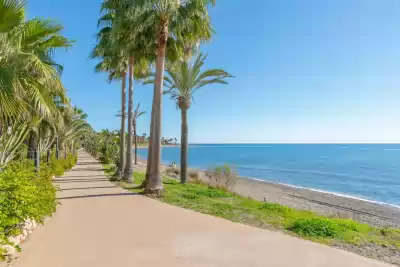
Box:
11 151 392 267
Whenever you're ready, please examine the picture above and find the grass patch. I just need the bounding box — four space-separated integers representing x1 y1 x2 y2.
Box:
288 218 342 238
123 170 400 250
102 164 117 178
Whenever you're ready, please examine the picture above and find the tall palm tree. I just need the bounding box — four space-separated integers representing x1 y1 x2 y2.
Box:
98 0 153 183
93 3 129 177
93 54 128 176
147 53 232 183
133 0 215 194
133 103 146 165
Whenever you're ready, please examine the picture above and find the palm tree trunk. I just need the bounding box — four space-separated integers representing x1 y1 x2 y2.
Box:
118 71 127 177
28 133 35 159
180 108 188 184
145 22 168 194
55 137 59 160
143 90 156 188
32 134 39 171
133 120 138 165
123 57 134 182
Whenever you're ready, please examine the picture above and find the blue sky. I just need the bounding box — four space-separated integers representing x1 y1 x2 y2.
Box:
27 0 400 143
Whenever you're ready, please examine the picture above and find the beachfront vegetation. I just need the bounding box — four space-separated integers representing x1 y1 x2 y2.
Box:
91 0 218 194
85 129 120 166
142 0 216 194
0 0 88 259
144 53 233 184
0 159 76 259
92 0 154 183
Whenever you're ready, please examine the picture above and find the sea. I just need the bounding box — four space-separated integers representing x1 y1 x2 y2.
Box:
137 144 400 206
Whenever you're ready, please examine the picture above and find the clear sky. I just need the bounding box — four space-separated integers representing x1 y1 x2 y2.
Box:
27 0 400 143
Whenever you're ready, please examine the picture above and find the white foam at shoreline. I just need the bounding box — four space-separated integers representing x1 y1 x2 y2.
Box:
246 176 400 209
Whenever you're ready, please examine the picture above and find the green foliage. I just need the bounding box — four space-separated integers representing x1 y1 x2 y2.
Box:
49 154 77 176
287 218 342 238
0 0 73 122
259 203 292 213
0 154 77 259
0 161 56 253
155 53 233 110
50 156 65 176
84 129 120 165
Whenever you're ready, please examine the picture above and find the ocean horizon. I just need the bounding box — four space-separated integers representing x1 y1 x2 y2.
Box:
138 144 400 206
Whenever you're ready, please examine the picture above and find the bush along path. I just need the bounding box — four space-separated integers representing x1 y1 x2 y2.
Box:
0 154 77 262
103 165 400 266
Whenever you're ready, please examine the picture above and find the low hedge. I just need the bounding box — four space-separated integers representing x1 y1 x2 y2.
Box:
50 154 77 176
0 154 77 259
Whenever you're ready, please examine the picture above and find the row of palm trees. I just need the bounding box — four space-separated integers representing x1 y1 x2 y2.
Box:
92 0 232 193
0 0 89 168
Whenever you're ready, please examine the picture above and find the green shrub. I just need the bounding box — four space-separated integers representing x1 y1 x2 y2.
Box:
50 157 65 176
287 218 342 238
259 203 292 213
185 184 233 198
49 154 76 176
0 153 78 259
0 161 57 256
65 154 76 170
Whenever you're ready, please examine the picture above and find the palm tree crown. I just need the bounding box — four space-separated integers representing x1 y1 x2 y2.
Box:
158 53 233 109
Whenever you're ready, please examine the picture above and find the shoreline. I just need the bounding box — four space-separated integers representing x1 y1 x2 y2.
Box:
231 175 400 228
248 176 400 209
134 157 400 228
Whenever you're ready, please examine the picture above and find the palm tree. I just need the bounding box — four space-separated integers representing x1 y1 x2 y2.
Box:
0 1 72 123
58 106 90 159
135 0 215 194
148 53 232 183
0 0 73 170
93 3 129 177
98 0 153 183
133 103 146 165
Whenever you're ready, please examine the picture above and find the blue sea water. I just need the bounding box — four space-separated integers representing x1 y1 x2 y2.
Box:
138 144 400 206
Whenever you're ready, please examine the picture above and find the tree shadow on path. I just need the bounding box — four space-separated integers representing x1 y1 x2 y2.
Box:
58 192 140 200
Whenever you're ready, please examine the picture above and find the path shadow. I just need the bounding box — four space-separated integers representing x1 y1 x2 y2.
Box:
75 162 99 166
56 175 106 179
58 192 139 200
69 168 105 172
61 186 118 191
54 179 110 183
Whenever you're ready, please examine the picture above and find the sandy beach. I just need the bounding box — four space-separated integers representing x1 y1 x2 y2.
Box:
134 158 400 228
232 176 400 228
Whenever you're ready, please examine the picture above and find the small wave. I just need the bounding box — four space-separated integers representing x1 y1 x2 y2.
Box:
247 177 400 209
383 148 400 151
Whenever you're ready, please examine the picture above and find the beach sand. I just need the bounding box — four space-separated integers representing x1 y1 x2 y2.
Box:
133 159 400 228
232 176 400 228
